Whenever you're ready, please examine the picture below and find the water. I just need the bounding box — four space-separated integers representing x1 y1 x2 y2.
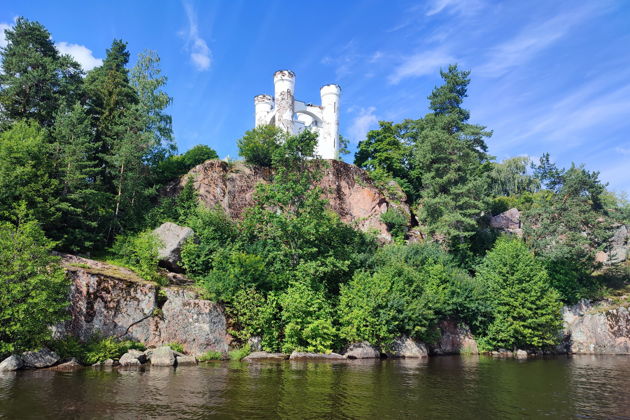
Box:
1 356 629 419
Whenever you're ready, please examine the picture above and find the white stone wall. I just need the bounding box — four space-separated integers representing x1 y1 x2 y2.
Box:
254 70 340 159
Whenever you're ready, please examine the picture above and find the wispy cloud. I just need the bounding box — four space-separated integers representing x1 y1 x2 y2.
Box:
425 0 485 16
0 22 10 48
181 2 212 71
388 49 455 84
477 6 596 77
615 146 630 156
348 107 378 142
56 42 102 71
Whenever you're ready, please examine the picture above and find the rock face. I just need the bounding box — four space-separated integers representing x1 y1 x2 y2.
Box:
344 342 380 359
56 255 230 356
0 355 24 371
561 300 630 354
150 346 176 367
598 225 629 265
167 159 410 242
430 320 479 355
489 208 522 237
289 351 345 361
153 222 194 272
21 348 60 368
387 337 428 358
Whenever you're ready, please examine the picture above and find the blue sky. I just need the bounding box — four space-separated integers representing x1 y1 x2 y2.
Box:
2 0 629 193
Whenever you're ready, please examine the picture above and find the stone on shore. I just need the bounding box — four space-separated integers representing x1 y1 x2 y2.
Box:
515 350 528 359
119 349 146 366
51 358 83 370
388 336 428 358
0 355 24 371
21 348 60 368
242 352 288 362
150 346 177 366
176 355 198 366
344 342 380 359
289 351 345 361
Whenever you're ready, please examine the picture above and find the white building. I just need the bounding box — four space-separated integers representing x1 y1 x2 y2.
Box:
254 70 341 159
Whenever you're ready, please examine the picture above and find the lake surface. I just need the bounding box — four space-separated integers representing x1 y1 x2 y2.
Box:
1 355 629 419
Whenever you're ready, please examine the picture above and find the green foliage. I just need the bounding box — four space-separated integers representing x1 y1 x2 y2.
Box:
380 208 409 242
198 350 225 361
237 125 285 167
110 230 164 283
477 237 563 350
144 178 200 228
168 342 185 353
279 282 337 353
155 145 218 183
228 344 251 361
0 218 69 356
489 156 539 197
200 250 269 301
227 288 283 352
50 336 145 365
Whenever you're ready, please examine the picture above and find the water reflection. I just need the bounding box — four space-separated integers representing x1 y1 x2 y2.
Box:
1 356 629 419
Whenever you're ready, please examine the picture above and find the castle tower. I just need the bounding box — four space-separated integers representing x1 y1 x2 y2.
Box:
273 70 296 133
319 84 341 159
253 71 340 159
254 94 273 127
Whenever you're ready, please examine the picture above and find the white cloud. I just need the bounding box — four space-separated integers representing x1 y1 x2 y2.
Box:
348 107 378 142
477 6 595 77
426 0 485 16
182 2 212 71
615 146 630 156
388 50 455 84
56 42 103 71
0 22 11 48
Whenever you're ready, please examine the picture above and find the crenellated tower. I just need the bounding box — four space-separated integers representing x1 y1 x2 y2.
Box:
254 70 340 159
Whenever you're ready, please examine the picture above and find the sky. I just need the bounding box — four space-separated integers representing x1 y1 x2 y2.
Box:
1 0 629 193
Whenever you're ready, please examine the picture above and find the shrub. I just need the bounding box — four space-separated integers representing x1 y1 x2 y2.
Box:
168 342 185 353
198 350 225 361
227 288 283 352
477 237 563 350
50 336 145 365
155 144 218 184
380 208 409 242
110 230 163 283
237 125 285 167
0 219 69 356
228 344 251 361
279 282 337 353
200 249 269 301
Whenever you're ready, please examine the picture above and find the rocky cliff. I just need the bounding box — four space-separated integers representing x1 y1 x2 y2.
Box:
167 159 409 242
54 255 229 356
561 299 630 354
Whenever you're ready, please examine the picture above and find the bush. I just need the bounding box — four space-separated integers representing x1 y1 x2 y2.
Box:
155 144 218 184
200 249 269 301
229 344 251 361
50 336 145 365
237 125 285 167
279 282 337 353
0 219 69 356
227 288 283 352
380 208 409 242
198 350 225 361
110 230 163 283
168 342 185 353
476 237 563 350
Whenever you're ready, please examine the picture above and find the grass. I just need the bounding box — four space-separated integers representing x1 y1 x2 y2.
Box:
198 350 225 362
228 344 252 361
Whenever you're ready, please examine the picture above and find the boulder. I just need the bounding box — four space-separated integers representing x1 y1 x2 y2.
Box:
387 336 428 358
489 208 522 237
150 346 176 367
152 222 194 272
0 355 24 371
51 358 83 371
247 336 262 352
344 342 380 359
55 255 230 356
242 352 288 362
289 352 345 361
561 299 630 354
21 348 60 368
515 350 528 359
166 159 411 243
119 350 146 366
103 359 115 367
176 355 198 366
430 320 479 355
608 225 628 264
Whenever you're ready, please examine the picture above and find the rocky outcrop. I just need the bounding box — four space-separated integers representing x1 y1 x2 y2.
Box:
21 348 60 368
289 351 345 361
596 225 629 265
0 355 24 371
387 336 428 358
153 222 194 272
430 320 479 355
168 159 410 242
561 300 630 354
344 342 381 359
489 208 522 237
56 255 229 356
